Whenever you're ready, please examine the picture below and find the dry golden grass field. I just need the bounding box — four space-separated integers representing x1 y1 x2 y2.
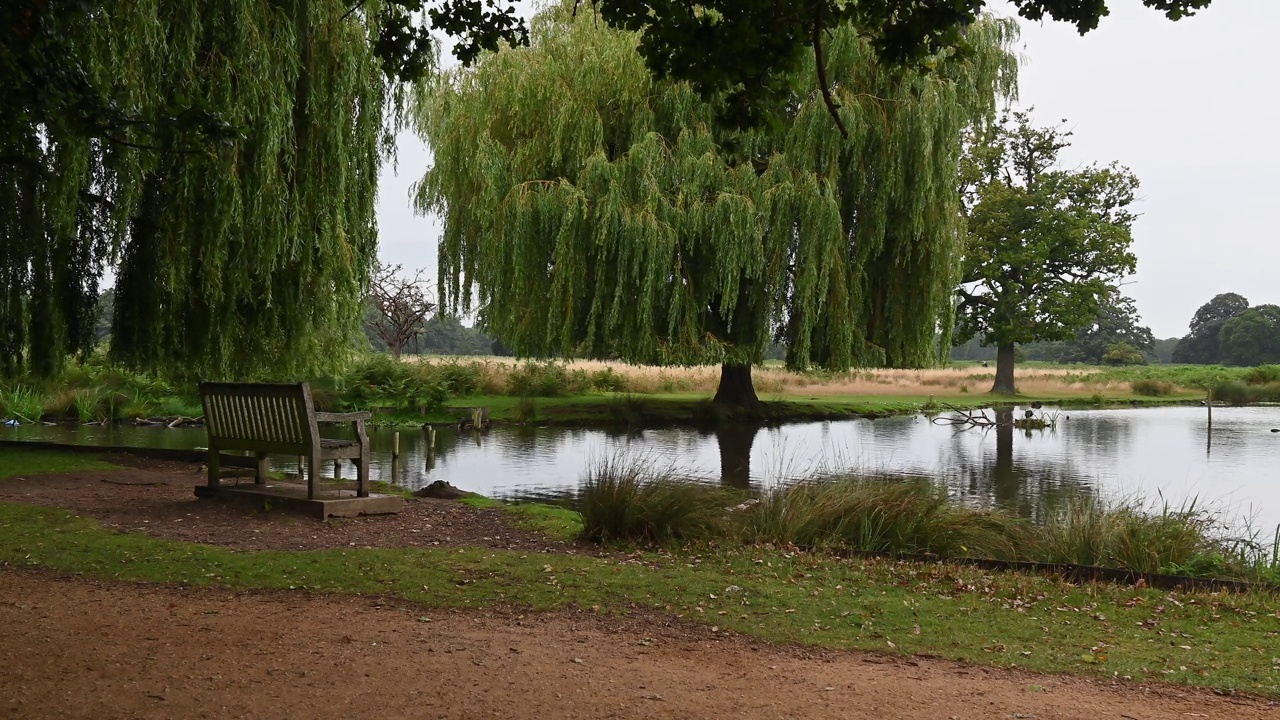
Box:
404 356 1196 401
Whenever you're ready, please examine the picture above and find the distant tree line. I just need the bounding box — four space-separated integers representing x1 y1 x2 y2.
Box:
1172 293 1280 366
950 291 1280 367
949 289 1167 366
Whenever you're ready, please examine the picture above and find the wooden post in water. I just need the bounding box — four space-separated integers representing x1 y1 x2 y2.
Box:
425 425 437 470
1206 388 1213 456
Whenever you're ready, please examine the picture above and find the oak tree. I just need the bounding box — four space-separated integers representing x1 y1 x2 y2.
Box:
954 111 1139 393
1053 291 1154 364
1171 292 1249 364
1219 305 1280 367
590 0 1213 131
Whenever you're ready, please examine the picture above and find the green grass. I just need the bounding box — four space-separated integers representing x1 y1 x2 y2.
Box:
1 502 1277 696
0 447 120 479
461 496 584 541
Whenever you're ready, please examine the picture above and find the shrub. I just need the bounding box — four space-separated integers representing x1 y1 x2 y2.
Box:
514 396 538 423
608 393 647 425
1210 380 1252 406
1252 381 1280 403
1242 364 1280 385
1102 341 1146 366
590 366 629 393
1130 379 1172 397
42 390 78 421
339 354 449 413
578 455 739 544
506 361 591 397
424 360 487 396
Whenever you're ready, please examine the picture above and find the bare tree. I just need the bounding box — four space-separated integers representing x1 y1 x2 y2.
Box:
368 262 434 358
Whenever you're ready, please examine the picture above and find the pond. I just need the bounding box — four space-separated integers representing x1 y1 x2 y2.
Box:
4 405 1279 534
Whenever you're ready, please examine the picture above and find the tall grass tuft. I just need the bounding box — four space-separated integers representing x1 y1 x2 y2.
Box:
735 476 1025 559
513 396 538 423
0 386 44 423
1034 495 1219 574
578 455 740 545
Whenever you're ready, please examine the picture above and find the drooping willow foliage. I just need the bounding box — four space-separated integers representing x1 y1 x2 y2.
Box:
417 5 1018 376
0 0 390 379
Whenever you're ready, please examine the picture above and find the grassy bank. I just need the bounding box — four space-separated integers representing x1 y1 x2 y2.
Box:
6 355 1277 430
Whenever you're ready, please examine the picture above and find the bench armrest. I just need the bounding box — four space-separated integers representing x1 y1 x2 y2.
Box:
315 411 372 423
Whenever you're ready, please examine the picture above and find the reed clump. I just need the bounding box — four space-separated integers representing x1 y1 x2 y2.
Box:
732 476 1027 559
1034 496 1220 573
578 455 741 545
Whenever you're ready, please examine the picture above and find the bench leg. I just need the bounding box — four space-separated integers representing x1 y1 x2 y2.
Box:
356 454 370 498
255 452 269 484
308 452 321 500
207 450 221 490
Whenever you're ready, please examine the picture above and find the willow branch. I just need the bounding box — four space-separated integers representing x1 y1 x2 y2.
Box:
812 11 848 139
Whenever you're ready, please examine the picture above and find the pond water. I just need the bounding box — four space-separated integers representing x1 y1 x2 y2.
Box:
4 405 1280 533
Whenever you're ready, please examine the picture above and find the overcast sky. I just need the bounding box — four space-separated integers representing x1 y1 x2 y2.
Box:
375 0 1280 339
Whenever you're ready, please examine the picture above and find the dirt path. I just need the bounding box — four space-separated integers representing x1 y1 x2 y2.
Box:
1 571 1273 720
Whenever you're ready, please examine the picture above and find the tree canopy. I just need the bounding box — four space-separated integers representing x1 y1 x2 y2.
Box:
591 0 1212 130
3 0 540 380
1171 292 1249 364
1219 305 1280 367
416 4 1017 403
1051 291 1154 364
2 0 400 379
954 111 1140 393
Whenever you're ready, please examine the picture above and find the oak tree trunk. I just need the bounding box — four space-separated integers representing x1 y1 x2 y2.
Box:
993 405 1018 507
991 343 1016 395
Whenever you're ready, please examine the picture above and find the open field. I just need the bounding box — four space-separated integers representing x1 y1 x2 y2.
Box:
407 356 1210 400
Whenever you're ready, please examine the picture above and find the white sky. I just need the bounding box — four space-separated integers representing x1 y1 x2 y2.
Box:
374 0 1280 339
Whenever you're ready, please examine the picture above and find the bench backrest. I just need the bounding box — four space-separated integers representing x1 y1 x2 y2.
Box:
199 382 319 454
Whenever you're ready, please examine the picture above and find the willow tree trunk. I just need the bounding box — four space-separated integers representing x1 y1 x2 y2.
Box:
713 363 759 407
715 423 757 488
22 148 58 379
991 343 1016 395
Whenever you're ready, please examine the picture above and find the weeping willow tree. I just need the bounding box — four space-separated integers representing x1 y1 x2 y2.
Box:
0 0 390 379
418 5 1017 405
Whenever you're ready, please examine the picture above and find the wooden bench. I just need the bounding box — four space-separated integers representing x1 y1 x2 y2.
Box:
199 382 370 499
